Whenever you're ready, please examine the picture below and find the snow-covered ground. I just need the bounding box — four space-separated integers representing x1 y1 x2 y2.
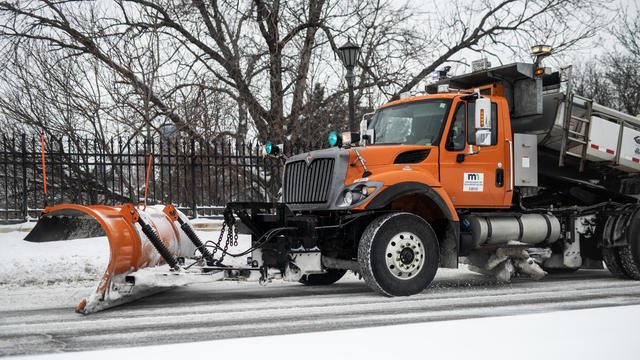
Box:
0 218 239 288
0 218 250 316
2 221 640 358
10 304 640 360
0 234 108 287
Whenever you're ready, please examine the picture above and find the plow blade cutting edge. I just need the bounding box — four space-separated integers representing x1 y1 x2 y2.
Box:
24 204 198 314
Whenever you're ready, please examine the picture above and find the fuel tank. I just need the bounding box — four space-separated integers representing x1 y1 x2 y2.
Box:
464 213 561 248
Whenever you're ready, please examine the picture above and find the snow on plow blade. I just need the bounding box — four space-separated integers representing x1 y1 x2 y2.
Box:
24 204 195 314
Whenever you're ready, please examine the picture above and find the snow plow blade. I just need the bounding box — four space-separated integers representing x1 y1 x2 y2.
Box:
24 204 195 314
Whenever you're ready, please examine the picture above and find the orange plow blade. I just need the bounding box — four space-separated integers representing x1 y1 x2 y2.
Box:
24 204 196 314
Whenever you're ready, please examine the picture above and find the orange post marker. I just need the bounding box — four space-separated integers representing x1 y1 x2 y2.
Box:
40 135 47 195
144 153 152 205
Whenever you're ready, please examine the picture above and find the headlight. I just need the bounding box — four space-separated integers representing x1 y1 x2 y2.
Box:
343 190 353 206
341 132 360 146
337 181 383 208
341 132 352 145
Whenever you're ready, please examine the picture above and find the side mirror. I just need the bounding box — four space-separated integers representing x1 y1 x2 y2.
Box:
360 118 368 134
359 118 375 146
474 98 492 146
365 128 374 144
475 130 492 146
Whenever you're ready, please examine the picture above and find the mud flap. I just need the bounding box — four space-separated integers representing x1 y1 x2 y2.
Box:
24 204 195 314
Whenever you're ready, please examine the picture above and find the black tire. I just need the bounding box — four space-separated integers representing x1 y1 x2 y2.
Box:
358 212 439 296
617 210 640 280
603 248 627 277
602 214 630 278
299 269 347 286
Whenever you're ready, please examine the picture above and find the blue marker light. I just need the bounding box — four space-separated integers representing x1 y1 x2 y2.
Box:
328 131 338 146
265 141 273 154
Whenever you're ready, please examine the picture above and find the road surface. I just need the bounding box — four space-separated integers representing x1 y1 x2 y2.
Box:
2 269 640 356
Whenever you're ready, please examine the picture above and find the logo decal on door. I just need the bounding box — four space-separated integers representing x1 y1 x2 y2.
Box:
463 173 484 192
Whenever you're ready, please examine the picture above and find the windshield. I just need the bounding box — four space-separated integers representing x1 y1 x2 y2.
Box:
369 99 452 145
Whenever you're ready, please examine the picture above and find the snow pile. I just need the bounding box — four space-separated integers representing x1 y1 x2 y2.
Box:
0 219 249 288
0 231 109 287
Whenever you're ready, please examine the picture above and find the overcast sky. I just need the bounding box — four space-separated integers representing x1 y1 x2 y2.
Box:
390 0 637 79
559 0 637 64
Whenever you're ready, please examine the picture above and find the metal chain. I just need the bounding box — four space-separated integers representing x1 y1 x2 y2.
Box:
216 208 236 265
209 221 226 261
233 225 238 247
218 226 232 264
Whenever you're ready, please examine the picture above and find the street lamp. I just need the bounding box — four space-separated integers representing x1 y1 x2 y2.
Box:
338 40 360 132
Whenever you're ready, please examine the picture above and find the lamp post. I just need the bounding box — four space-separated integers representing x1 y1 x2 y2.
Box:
338 40 360 132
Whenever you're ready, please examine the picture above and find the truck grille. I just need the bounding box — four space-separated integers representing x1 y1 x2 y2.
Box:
283 158 334 204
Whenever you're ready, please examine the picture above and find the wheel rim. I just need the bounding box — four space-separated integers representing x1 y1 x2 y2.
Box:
384 231 425 280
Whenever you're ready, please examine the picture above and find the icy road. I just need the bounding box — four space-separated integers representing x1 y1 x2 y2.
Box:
2 223 640 357
2 269 640 356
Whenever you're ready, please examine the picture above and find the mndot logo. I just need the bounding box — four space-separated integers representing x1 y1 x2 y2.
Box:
463 172 484 192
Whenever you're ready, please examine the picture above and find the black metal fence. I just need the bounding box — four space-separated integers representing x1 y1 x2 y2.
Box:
0 134 304 223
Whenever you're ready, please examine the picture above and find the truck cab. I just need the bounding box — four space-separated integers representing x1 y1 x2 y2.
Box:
354 92 514 210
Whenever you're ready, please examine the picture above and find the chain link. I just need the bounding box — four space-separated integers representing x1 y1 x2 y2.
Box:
233 225 239 247
216 208 236 265
209 221 226 261
218 226 231 264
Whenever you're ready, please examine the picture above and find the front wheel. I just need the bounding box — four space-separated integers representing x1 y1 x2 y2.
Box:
358 212 439 296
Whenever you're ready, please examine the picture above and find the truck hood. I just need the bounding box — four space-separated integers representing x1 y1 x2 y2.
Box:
347 145 435 166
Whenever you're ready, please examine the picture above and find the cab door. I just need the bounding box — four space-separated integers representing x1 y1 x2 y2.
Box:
438 97 511 208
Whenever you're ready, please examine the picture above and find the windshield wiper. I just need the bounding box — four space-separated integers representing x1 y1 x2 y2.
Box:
351 148 372 177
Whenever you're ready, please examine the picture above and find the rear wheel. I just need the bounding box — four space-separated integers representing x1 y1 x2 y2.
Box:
602 210 640 279
358 212 439 296
603 248 627 277
602 214 628 277
299 269 347 286
618 210 640 279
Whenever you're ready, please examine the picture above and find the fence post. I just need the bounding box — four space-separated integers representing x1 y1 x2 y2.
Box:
21 134 28 220
190 138 197 218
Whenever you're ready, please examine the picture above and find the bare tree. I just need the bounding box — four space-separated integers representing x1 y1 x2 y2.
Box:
0 41 110 142
0 0 606 145
571 6 639 117
607 6 640 116
572 60 616 108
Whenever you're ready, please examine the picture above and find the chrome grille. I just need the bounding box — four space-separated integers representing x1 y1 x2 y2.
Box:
283 158 334 204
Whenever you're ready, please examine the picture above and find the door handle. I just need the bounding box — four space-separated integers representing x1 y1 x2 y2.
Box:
505 138 513 192
496 168 504 187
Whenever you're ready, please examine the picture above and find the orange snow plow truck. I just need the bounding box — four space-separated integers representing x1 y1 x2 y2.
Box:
26 61 640 313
